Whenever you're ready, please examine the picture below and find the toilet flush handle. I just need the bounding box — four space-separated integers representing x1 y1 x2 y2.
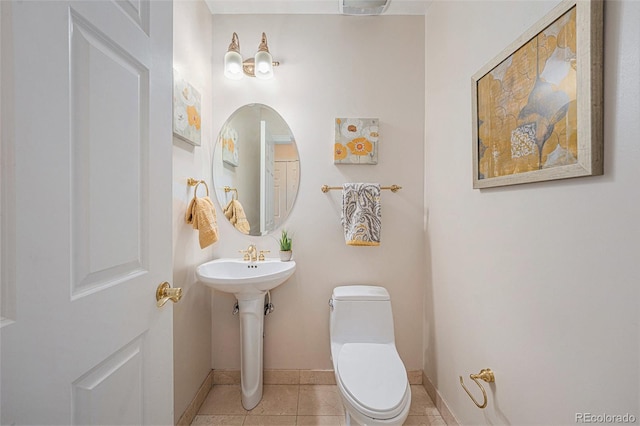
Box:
328 298 334 311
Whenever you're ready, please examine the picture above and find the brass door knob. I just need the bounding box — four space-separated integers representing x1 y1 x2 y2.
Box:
156 282 182 307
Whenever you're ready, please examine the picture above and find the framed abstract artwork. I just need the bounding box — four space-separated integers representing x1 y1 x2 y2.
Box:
173 70 202 146
471 0 603 188
221 126 239 167
334 118 379 165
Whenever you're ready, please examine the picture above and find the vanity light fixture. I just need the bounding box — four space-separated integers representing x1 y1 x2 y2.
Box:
224 32 280 80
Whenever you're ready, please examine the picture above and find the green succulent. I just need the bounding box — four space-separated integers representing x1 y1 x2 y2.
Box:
279 229 292 251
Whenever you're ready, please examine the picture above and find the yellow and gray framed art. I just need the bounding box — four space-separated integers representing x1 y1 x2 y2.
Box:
173 69 202 146
471 0 603 189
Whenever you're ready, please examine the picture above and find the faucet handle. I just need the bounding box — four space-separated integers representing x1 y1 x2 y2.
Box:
238 249 250 261
258 250 270 261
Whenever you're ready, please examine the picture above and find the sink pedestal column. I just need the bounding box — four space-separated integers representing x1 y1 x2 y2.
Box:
237 293 266 410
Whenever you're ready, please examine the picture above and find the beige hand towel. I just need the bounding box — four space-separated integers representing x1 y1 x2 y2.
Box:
224 199 251 235
341 183 381 246
185 195 219 248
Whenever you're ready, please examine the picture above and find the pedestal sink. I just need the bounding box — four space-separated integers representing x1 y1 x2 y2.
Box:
196 258 296 409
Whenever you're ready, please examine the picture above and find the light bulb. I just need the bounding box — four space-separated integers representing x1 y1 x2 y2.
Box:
257 62 270 73
224 50 243 80
254 50 273 80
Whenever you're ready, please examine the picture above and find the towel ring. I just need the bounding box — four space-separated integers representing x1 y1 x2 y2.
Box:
195 180 209 197
187 178 209 198
459 368 495 409
224 186 239 200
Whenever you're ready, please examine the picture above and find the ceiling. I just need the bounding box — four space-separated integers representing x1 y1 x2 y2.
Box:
203 0 432 15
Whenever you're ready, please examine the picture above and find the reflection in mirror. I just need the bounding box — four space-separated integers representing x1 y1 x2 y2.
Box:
213 104 300 236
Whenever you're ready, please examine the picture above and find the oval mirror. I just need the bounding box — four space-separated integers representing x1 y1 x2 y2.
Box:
212 104 300 236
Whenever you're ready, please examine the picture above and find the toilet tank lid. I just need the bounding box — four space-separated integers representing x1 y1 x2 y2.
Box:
332 286 390 301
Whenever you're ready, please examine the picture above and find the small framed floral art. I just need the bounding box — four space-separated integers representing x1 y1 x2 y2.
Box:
173 70 202 146
221 126 239 167
334 118 379 165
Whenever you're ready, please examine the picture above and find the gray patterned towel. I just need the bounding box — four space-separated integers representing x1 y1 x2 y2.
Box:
341 183 381 246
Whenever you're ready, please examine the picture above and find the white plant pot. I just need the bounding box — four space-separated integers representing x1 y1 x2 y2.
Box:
279 250 292 261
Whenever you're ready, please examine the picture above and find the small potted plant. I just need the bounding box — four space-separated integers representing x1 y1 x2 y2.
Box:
279 229 292 261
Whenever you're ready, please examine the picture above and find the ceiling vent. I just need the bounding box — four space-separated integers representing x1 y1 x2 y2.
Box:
340 0 391 15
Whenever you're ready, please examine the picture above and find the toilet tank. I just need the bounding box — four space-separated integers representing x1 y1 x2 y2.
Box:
329 285 395 344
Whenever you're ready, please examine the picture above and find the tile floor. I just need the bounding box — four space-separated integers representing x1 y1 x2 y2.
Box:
192 384 446 425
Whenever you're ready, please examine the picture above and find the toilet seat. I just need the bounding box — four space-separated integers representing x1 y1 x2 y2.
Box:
336 343 409 420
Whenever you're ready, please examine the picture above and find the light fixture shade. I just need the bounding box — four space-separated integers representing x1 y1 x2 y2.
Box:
224 33 243 80
254 32 274 80
224 50 243 80
254 50 273 80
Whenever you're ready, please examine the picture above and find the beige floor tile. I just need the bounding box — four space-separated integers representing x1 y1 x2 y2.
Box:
297 385 344 416
199 385 248 415
191 414 246 425
407 370 423 385
296 415 345 425
429 416 447 426
193 384 445 426
213 370 242 385
403 415 446 426
409 385 439 416
243 415 297 425
247 385 299 416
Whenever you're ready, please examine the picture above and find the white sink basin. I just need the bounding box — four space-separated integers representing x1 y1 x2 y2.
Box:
196 258 296 295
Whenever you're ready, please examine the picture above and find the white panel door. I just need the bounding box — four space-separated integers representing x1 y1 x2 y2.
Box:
0 1 173 425
286 160 300 212
273 162 284 222
273 160 299 226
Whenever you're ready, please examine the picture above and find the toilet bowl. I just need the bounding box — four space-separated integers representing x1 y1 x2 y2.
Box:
329 286 411 426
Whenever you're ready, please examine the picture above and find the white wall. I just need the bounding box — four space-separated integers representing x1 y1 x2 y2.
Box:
172 1 214 422
0 0 16 328
424 1 640 424
210 15 425 370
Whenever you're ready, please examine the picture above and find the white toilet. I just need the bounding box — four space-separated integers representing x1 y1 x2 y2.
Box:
329 285 411 426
